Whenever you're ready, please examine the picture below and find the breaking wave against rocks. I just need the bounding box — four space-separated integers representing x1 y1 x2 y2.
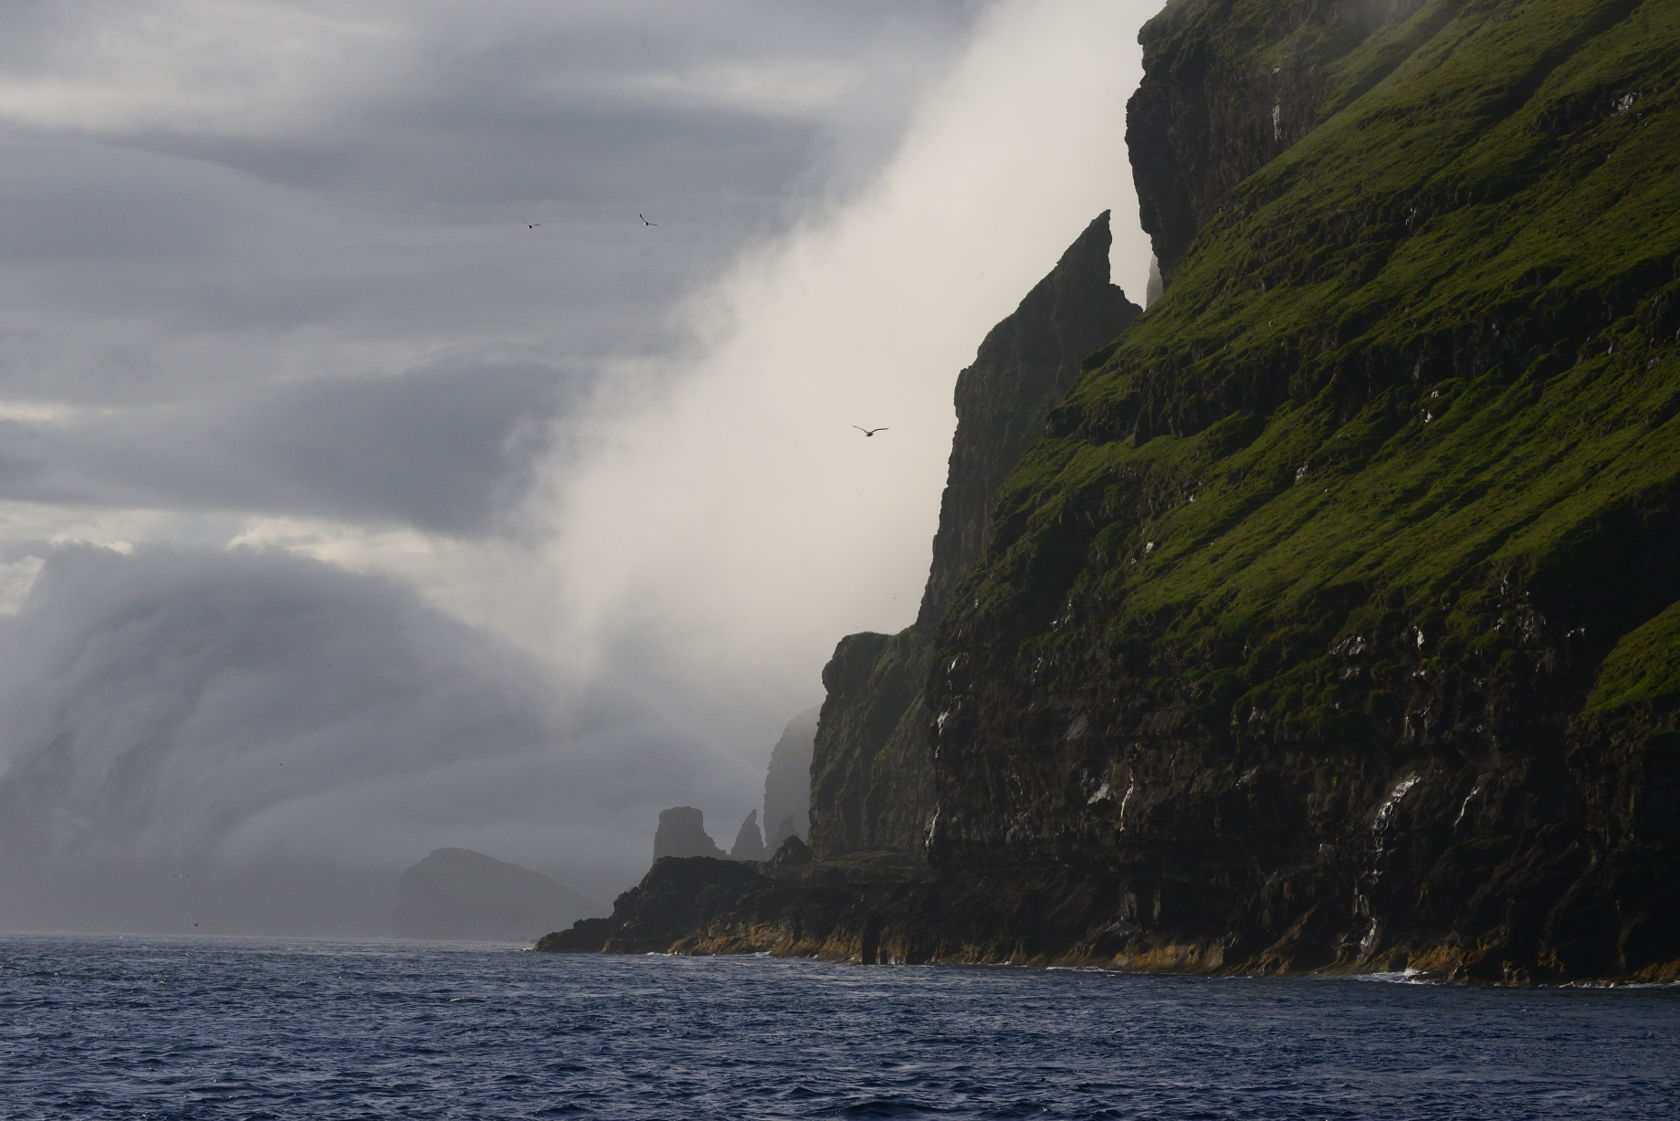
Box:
3 933 1677 1120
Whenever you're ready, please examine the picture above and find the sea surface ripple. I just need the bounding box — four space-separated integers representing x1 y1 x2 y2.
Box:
2 933 1677 1120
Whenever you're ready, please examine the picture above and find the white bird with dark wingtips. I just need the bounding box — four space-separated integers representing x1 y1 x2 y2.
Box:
639 213 657 226
853 426 889 437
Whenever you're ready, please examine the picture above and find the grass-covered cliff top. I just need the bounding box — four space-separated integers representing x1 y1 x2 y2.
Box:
966 0 1680 718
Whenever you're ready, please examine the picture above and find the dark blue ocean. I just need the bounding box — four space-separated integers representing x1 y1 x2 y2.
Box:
2 934 1676 1120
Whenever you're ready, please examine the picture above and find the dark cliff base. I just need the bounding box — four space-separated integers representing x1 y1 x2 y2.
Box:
534 852 1680 985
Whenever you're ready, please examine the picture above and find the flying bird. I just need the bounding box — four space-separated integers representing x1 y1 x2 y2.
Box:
853 426 889 437
527 223 540 229
639 213 658 226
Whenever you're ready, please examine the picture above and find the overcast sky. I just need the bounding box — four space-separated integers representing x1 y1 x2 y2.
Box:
0 0 1163 934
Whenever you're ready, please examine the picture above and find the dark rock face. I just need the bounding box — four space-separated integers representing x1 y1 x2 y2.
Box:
393 848 600 942
917 211 1141 627
534 852 938 959
534 846 1176 968
808 630 929 856
652 807 725 861
1127 0 1434 286
763 706 816 850
809 213 1140 856
729 810 767 861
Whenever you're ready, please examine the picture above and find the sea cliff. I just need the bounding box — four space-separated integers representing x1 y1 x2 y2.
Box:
540 0 1680 983
809 211 1140 856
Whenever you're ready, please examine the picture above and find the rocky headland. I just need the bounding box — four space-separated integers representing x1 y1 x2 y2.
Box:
539 0 1680 983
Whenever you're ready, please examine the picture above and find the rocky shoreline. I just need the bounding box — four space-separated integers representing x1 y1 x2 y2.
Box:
534 851 1680 986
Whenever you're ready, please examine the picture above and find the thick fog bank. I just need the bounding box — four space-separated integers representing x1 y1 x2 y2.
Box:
0 545 754 934
542 0 1154 779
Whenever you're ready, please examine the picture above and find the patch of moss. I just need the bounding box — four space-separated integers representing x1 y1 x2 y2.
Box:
1586 600 1680 710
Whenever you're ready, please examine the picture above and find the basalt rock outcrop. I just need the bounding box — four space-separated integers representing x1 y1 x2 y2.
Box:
542 0 1680 983
652 806 726 861
729 810 768 861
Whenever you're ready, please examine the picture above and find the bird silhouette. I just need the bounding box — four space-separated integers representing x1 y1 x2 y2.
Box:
527 223 540 229
639 213 658 226
853 426 889 437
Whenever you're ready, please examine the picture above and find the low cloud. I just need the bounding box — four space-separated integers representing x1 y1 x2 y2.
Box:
0 3 972 410
544 0 1157 759
0 544 757 933
0 356 578 536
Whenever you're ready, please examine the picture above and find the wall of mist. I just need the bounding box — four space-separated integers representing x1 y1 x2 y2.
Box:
541 0 1157 775
0 545 753 934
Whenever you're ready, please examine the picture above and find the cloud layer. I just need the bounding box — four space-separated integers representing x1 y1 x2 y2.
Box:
1 356 576 535
0 544 757 932
0 2 971 409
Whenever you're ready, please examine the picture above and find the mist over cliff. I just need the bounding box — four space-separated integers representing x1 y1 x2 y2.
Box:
810 212 1141 856
0 546 738 932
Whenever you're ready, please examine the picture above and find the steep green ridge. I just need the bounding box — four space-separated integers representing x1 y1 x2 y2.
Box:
924 0 1680 980
961 0 1679 732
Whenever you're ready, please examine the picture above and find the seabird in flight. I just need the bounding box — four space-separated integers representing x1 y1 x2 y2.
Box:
527 223 540 229
639 213 658 226
853 426 889 437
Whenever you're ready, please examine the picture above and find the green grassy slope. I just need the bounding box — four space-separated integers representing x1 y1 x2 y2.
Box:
964 0 1680 734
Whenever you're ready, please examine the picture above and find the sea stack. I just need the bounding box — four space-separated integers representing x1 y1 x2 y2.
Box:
652 807 727 861
729 810 767 861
